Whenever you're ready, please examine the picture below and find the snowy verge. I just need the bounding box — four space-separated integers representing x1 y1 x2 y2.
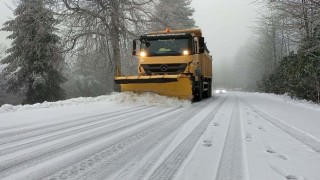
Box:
0 92 191 113
237 91 320 111
0 63 8 73
241 98 320 153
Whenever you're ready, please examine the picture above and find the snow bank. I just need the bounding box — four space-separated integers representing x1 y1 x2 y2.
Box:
108 92 191 106
0 92 191 113
239 92 320 111
242 99 320 153
0 63 8 73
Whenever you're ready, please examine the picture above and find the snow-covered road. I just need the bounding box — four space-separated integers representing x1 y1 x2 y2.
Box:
0 92 320 180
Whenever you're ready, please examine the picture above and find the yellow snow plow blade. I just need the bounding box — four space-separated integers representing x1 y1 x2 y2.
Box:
115 74 193 100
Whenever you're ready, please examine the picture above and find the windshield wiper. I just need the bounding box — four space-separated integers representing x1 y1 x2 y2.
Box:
139 36 150 47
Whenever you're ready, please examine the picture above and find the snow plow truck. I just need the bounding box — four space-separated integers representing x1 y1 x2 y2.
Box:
115 28 212 101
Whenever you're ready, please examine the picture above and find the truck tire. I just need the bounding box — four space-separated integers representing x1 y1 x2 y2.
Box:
194 79 203 101
208 80 212 98
198 79 203 101
203 79 210 99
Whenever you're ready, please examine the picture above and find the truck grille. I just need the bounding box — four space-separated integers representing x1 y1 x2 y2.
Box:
141 63 187 75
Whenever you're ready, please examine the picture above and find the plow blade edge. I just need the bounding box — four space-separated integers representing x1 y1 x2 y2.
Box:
115 75 193 100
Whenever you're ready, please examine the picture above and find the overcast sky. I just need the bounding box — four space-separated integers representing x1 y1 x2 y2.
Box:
0 0 259 61
0 0 14 47
192 0 259 61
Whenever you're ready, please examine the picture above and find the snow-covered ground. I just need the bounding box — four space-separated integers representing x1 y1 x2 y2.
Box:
0 64 7 73
0 92 320 180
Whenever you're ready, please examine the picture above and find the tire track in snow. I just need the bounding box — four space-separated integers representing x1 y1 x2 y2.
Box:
148 96 227 180
0 107 158 156
75 113 185 180
117 130 178 180
240 98 320 153
215 97 249 180
80 97 218 180
239 96 320 180
0 106 145 140
0 107 180 179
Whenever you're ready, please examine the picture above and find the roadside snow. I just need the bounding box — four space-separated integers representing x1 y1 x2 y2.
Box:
1 92 320 180
236 92 320 140
239 92 320 111
0 63 8 73
0 92 191 113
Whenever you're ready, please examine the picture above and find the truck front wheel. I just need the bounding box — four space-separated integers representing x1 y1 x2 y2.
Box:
193 79 203 101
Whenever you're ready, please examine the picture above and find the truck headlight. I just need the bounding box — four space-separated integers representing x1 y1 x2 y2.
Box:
140 51 147 57
182 50 189 55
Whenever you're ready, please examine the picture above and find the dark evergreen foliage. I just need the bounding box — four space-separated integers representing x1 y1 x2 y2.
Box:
1 0 66 104
262 26 320 103
152 0 196 30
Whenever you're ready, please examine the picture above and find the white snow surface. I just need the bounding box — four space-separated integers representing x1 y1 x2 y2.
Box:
0 63 8 73
242 91 320 112
0 92 191 113
0 91 320 180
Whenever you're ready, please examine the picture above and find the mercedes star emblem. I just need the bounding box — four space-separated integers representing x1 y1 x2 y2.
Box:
160 64 168 71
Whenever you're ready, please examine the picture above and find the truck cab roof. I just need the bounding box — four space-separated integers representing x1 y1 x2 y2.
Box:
147 28 202 37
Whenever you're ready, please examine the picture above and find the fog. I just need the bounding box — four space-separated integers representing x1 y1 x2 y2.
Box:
0 0 261 90
192 0 260 90
0 0 13 47
192 0 258 60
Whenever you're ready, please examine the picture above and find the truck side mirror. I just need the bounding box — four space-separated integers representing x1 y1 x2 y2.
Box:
199 37 205 53
132 39 137 56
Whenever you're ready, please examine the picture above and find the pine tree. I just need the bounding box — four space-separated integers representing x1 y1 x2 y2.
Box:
152 0 196 30
1 0 66 104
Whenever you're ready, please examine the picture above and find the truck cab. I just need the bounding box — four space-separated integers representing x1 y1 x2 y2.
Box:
115 28 212 101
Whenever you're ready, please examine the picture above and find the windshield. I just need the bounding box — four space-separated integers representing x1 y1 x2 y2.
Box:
141 38 190 56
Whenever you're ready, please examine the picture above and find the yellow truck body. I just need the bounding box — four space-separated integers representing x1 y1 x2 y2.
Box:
115 28 212 101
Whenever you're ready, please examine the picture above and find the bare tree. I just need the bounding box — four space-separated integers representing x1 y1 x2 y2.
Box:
251 6 287 79
251 0 320 102
260 0 320 54
54 0 154 93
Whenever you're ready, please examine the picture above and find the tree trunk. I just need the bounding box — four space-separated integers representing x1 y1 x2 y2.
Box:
111 1 121 92
302 0 310 48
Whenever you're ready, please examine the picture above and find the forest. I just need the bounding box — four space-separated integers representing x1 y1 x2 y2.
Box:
0 0 319 105
218 0 320 104
258 0 320 104
0 0 195 105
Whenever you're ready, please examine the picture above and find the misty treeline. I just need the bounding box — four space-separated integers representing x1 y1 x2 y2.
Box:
0 0 195 105
235 0 320 103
